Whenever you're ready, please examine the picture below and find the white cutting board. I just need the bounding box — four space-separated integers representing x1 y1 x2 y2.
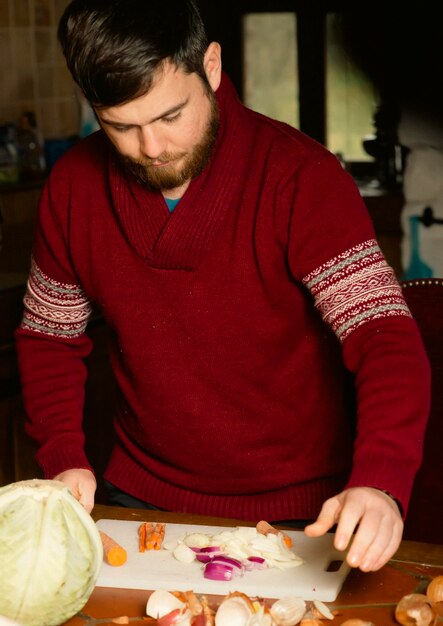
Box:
96 519 350 601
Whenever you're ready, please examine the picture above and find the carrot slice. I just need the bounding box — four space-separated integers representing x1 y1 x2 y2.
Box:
146 522 166 550
139 522 166 551
256 519 293 548
100 530 127 566
139 522 152 552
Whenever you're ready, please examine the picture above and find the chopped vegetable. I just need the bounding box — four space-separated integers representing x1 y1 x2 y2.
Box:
99 530 127 566
204 561 241 581
139 522 166 552
168 524 303 577
172 542 196 563
256 519 293 548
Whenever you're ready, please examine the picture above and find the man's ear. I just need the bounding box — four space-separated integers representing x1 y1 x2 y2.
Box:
204 41 222 91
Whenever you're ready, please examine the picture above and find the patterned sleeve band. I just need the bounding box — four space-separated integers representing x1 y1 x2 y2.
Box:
20 258 92 339
302 239 412 342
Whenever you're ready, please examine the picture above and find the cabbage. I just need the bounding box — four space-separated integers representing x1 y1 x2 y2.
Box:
0 479 103 626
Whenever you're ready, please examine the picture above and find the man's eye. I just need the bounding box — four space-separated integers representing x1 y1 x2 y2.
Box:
113 125 131 132
163 112 181 124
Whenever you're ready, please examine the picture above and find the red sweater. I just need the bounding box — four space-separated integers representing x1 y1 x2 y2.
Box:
15 74 430 521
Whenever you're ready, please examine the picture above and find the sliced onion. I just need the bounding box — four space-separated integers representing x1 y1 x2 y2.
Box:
243 556 268 571
203 560 243 581
200 546 222 553
210 555 243 570
191 546 222 563
195 553 213 563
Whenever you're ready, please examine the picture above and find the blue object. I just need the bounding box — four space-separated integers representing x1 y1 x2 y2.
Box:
44 136 78 171
402 215 433 280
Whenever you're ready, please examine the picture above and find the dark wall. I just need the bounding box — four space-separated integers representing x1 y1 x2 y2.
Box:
196 1 443 142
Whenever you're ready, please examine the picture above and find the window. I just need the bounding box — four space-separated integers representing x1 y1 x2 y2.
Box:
326 13 379 162
243 13 298 128
242 10 378 165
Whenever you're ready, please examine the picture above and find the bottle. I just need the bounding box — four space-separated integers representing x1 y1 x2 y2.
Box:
0 123 19 184
16 111 46 180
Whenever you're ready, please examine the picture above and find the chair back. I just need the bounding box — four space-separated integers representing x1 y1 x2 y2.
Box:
401 278 443 543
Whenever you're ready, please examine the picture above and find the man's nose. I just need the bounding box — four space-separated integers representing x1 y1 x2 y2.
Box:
139 125 165 159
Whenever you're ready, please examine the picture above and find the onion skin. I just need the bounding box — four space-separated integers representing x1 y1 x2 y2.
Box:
270 595 306 626
146 590 186 619
215 593 255 626
426 576 443 604
157 609 183 625
395 593 437 626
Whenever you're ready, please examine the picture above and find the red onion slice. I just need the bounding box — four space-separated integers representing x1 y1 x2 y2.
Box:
245 556 268 570
203 561 237 581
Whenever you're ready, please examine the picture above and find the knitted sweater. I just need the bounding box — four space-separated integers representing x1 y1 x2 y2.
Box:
15 74 430 521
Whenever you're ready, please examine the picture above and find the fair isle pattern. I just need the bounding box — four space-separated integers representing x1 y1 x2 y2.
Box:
21 259 92 338
302 239 412 342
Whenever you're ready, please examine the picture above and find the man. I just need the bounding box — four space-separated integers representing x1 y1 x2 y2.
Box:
15 0 430 573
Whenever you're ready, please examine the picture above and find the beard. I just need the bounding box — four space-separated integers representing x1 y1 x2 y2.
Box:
118 90 220 192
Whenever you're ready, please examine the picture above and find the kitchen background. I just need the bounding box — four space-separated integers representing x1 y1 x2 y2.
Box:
1 0 443 290
0 0 78 141
0 0 442 498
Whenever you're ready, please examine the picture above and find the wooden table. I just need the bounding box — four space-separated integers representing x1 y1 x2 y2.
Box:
65 505 443 626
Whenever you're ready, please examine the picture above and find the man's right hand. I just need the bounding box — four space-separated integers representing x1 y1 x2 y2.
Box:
53 468 97 513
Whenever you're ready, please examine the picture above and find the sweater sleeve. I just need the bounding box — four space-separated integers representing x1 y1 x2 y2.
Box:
287 153 431 516
14 163 94 479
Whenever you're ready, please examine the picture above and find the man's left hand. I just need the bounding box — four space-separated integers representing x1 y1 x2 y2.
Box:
304 486 403 571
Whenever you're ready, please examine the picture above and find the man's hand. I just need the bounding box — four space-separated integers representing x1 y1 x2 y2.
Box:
304 486 403 571
53 468 97 513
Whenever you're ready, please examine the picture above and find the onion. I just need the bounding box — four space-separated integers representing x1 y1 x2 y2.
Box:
146 589 186 619
196 546 222 554
157 608 192 626
195 553 213 563
215 593 255 626
193 546 223 562
172 543 196 564
204 561 242 581
170 525 303 583
244 556 268 571
270 596 306 626
211 555 243 569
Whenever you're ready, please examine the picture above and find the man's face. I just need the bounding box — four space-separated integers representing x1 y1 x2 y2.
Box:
95 62 220 195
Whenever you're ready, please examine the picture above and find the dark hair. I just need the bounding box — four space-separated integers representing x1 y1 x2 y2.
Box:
58 0 209 107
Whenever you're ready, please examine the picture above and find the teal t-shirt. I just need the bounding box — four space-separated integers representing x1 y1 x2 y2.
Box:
165 197 180 212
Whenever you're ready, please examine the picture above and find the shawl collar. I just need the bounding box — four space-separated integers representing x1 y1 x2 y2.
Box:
109 73 251 270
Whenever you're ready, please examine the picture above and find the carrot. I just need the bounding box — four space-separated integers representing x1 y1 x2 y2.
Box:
139 522 151 553
100 530 128 566
256 519 293 548
138 522 166 551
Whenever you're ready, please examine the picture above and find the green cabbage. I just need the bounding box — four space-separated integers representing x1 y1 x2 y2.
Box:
0 479 103 626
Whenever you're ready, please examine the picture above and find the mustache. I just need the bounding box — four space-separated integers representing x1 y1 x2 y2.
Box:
136 152 186 167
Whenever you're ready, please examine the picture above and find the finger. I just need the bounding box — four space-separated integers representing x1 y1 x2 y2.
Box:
344 507 382 568
304 497 341 537
346 505 403 570
361 516 403 571
333 497 366 553
78 479 96 513
79 495 94 513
